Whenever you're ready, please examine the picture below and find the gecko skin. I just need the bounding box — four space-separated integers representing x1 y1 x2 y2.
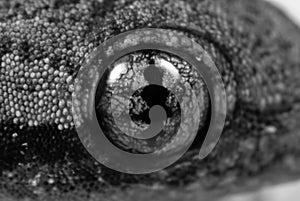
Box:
0 0 300 200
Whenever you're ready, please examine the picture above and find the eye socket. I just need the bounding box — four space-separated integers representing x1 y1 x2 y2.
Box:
72 28 227 174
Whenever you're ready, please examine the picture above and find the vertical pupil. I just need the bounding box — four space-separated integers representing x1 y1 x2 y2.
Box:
129 84 179 127
143 61 163 84
135 105 167 139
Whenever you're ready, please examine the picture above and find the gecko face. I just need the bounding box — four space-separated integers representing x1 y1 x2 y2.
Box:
1 0 300 200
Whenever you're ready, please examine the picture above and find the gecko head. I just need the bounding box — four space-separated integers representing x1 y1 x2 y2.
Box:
2 0 299 200
0 0 233 177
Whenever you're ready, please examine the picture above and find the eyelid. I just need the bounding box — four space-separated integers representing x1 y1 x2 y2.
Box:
72 28 228 173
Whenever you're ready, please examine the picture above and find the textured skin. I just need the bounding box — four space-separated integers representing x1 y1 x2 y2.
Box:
0 0 300 200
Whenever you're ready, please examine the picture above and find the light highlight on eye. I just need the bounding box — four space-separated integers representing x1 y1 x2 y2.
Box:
108 63 127 84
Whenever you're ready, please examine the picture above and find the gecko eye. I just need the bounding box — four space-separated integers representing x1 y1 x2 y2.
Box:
95 50 210 154
72 28 227 174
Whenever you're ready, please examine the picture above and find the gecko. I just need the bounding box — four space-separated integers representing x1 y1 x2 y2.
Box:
0 0 300 200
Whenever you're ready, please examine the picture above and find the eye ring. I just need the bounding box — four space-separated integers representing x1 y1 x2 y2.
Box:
72 28 227 174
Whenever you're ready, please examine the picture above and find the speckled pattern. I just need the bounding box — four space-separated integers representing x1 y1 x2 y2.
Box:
0 0 300 200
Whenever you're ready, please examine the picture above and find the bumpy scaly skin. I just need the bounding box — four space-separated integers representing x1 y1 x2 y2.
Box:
0 0 300 200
